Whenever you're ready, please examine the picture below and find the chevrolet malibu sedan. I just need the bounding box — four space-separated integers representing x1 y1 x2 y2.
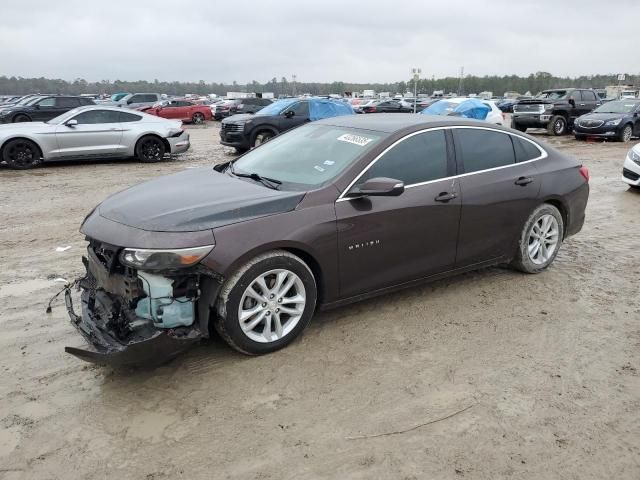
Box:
64 114 589 365
0 106 189 169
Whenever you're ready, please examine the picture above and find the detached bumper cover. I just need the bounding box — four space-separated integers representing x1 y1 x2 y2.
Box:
168 132 190 154
64 284 201 367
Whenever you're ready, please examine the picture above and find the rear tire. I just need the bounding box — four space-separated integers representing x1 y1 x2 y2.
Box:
547 115 567 136
619 124 633 142
511 120 527 132
2 138 41 169
214 250 317 355
511 204 564 274
135 135 165 163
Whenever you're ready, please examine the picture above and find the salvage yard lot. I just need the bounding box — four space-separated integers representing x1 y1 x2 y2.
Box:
0 122 639 479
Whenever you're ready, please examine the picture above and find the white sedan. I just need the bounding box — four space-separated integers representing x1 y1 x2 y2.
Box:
622 143 640 188
0 106 190 169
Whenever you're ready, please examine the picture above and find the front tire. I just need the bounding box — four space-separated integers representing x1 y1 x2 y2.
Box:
192 112 205 124
13 114 31 123
253 130 275 148
2 138 41 169
511 204 564 274
547 115 567 136
619 124 633 142
214 251 317 355
135 135 165 163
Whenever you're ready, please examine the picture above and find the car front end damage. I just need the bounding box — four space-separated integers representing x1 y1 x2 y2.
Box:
64 239 222 366
167 129 191 154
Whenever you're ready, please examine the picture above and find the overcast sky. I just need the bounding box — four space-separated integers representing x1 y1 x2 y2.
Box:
0 0 637 84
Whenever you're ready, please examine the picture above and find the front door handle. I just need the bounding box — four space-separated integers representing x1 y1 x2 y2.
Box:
434 192 457 202
515 176 533 186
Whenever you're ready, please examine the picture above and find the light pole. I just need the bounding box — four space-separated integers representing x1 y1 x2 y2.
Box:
411 68 421 113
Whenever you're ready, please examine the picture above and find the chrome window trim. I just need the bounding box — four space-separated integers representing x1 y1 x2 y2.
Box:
336 125 548 202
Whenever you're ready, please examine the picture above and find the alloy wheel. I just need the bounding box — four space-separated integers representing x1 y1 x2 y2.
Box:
237 269 306 343
528 214 559 265
622 126 632 142
554 118 565 135
192 112 205 124
7 141 35 167
141 138 163 161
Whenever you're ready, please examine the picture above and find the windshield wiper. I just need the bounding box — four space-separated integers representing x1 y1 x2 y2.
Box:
228 162 281 190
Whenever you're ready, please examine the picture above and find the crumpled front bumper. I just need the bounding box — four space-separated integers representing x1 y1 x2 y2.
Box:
64 285 202 368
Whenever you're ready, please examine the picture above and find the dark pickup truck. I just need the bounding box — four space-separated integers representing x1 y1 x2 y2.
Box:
511 88 601 135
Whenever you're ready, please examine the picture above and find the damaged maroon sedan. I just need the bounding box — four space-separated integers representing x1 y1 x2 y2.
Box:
65 114 589 366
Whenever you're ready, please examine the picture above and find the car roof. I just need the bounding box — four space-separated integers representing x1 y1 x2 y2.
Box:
316 113 501 133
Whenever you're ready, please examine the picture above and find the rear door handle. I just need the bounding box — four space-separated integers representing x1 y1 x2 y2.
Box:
434 192 457 202
515 176 533 186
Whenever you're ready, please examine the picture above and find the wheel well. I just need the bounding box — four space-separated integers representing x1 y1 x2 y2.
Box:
135 134 170 154
12 113 31 122
280 247 325 306
544 199 568 239
251 127 279 142
0 137 43 160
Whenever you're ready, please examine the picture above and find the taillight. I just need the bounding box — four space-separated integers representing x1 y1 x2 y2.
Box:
579 166 590 183
369 107 376 113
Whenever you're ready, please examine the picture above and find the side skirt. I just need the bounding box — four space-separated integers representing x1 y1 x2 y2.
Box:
319 256 509 311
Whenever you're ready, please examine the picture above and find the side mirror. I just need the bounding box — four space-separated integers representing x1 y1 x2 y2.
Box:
34 104 41 110
568 98 576 107
284 110 295 118
127 99 133 105
65 119 78 127
348 177 405 197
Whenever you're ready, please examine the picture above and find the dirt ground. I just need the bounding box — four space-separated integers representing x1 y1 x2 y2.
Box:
0 120 638 480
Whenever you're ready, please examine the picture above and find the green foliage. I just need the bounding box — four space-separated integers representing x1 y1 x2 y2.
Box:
0 73 636 97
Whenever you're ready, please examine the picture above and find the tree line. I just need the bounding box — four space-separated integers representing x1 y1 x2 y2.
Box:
0 72 636 97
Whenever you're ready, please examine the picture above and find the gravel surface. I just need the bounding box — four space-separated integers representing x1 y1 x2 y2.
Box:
0 121 638 479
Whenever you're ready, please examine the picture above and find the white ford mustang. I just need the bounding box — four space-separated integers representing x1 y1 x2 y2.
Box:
0 105 190 169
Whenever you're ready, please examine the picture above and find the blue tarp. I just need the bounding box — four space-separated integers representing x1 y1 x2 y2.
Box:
421 98 490 120
255 98 354 120
308 99 354 120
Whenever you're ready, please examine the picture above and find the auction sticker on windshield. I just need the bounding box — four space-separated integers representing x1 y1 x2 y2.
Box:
337 133 374 147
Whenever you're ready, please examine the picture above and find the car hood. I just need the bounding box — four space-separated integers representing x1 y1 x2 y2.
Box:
579 112 627 121
223 114 254 123
0 121 52 132
97 167 305 232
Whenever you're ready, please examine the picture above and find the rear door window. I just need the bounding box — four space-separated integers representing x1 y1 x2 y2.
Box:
512 136 543 162
56 97 80 108
455 128 515 173
363 130 449 185
119 111 142 122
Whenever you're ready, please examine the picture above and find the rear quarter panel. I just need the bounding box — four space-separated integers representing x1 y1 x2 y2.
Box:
535 148 589 237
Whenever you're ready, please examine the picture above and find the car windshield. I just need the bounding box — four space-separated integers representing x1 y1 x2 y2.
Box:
536 91 568 100
255 98 297 116
593 101 638 114
231 124 385 190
